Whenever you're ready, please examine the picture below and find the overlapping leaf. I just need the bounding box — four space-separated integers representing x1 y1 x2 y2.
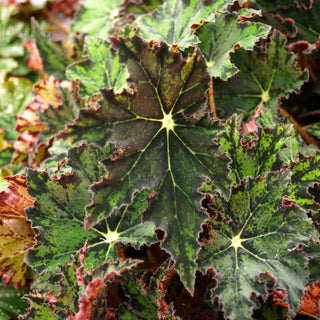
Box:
196 11 271 79
135 0 234 49
254 0 320 48
25 143 158 274
197 171 318 320
213 31 308 119
31 20 76 80
63 35 231 292
217 115 291 185
71 0 124 38
66 37 129 100
117 266 169 319
289 152 320 212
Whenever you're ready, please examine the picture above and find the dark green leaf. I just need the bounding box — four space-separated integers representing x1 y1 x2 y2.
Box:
63 35 230 292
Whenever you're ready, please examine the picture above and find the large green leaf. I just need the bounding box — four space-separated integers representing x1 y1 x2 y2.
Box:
197 171 317 320
213 31 308 119
196 11 271 79
63 35 231 292
135 0 234 49
217 115 291 185
25 143 158 274
66 37 129 100
71 0 124 38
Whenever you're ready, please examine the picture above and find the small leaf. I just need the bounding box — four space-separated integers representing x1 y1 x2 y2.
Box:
0 218 36 289
31 19 74 80
0 175 34 220
117 267 167 319
297 279 320 318
71 0 124 38
0 77 34 115
135 0 234 49
0 175 36 289
197 172 317 320
66 37 129 100
214 31 308 119
0 4 24 58
196 11 271 79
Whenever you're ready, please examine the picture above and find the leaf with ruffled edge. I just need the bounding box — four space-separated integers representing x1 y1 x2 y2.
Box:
213 31 308 119
288 152 320 212
71 0 124 38
197 171 318 320
135 0 234 50
61 35 231 293
217 115 291 185
196 11 271 79
25 143 158 274
66 37 129 101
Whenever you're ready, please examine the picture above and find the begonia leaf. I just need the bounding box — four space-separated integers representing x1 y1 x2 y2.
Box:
0 175 34 220
117 268 165 319
256 106 317 164
0 4 24 58
0 219 36 289
25 143 158 274
0 282 29 320
31 20 74 80
214 31 308 119
196 11 271 79
254 0 320 48
135 0 234 49
71 0 124 38
289 152 320 212
297 279 320 318
217 115 291 185
21 252 81 319
63 35 231 292
197 171 317 320
66 37 129 100
0 175 36 289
